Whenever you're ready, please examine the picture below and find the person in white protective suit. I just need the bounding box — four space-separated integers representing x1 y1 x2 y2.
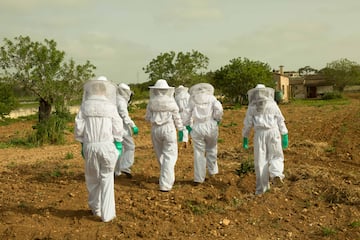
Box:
145 79 184 192
74 76 124 222
242 84 289 195
183 83 223 184
114 83 138 178
175 85 191 148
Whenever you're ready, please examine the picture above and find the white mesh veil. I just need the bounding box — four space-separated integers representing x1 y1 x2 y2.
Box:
148 79 177 112
247 85 275 113
82 79 117 105
117 83 133 103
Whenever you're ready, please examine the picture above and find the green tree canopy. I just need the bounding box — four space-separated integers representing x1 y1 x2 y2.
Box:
319 58 360 92
0 35 95 122
298 66 318 76
0 35 95 144
143 50 209 87
213 57 274 104
0 81 19 118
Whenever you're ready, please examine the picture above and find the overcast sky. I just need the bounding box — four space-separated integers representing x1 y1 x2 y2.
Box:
1 0 359 84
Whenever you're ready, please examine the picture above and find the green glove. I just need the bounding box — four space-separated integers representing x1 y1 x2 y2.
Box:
178 130 184 142
186 125 192 133
114 141 123 157
282 134 288 149
217 121 220 126
81 143 85 159
132 126 139 135
243 137 249 150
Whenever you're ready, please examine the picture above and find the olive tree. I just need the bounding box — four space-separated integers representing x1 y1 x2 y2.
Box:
0 36 95 143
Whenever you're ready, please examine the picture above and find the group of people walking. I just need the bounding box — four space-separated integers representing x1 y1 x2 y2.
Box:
74 76 288 222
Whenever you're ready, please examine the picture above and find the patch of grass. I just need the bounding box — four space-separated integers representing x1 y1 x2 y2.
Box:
185 200 208 215
65 152 74 160
50 169 62 177
321 226 337 236
291 98 349 107
324 146 336 153
349 220 360 228
235 160 255 176
6 161 17 169
217 138 224 143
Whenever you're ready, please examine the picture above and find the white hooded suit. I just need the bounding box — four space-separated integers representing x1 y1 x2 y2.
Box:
114 83 137 176
183 83 223 183
74 76 124 222
145 79 184 192
242 84 288 195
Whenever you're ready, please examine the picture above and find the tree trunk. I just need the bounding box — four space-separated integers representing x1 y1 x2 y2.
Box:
38 98 52 122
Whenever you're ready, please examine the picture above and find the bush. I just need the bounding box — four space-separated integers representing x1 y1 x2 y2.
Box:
321 91 343 100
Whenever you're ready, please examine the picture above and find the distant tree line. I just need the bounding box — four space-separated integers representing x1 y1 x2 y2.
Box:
1 35 360 144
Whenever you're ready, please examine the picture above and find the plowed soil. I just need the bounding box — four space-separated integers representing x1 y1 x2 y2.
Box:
0 93 359 240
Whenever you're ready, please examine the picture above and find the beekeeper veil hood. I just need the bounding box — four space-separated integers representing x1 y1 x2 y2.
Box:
189 83 215 104
117 83 133 103
148 79 178 112
175 85 189 100
247 84 275 113
82 76 117 105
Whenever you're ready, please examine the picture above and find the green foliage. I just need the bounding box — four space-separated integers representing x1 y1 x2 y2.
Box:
0 82 19 118
213 57 274 104
236 160 255 176
29 110 72 145
142 50 209 87
320 58 360 92
0 35 95 144
298 65 318 76
321 91 343 100
349 220 360 228
291 98 349 107
321 226 337 236
65 152 74 160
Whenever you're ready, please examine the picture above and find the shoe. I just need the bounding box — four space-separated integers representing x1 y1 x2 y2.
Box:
121 171 133 179
272 176 284 187
192 182 201 186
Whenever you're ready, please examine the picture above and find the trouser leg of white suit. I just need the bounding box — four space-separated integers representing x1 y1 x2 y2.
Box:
114 134 135 175
151 124 178 191
254 128 284 195
192 122 219 183
182 128 189 142
84 143 117 222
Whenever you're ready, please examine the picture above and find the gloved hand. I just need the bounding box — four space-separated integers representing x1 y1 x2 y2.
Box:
178 130 184 142
132 125 139 135
186 125 192 133
282 134 288 149
243 137 249 150
217 121 220 126
114 141 123 157
81 143 85 159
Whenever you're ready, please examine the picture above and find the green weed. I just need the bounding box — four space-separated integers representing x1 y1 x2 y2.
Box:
65 152 74 160
349 220 360 228
236 160 255 176
321 226 337 236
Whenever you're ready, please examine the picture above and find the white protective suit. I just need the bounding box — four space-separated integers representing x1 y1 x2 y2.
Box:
183 83 223 183
242 84 288 195
74 76 124 222
145 79 184 192
175 85 190 143
114 83 136 177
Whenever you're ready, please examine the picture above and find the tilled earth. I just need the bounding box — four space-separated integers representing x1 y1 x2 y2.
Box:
0 93 359 240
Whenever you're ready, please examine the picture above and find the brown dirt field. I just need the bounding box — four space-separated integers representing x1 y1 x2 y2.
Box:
0 94 359 240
